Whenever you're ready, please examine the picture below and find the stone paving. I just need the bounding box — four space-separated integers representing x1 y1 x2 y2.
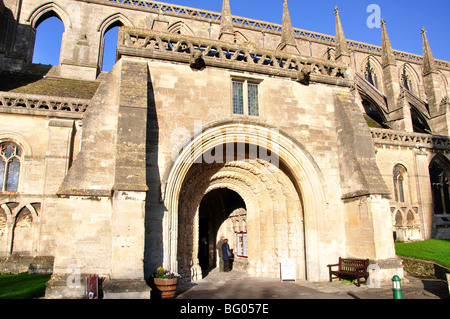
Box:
176 268 449 300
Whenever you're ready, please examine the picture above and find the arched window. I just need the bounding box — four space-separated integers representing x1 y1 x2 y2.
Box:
429 158 450 215
0 142 22 192
32 15 65 66
393 165 407 202
364 57 378 90
401 66 413 94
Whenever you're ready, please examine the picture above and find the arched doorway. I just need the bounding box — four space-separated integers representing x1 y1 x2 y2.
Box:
198 188 247 277
164 121 327 282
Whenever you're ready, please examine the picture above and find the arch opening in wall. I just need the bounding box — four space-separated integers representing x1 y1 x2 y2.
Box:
32 14 64 66
197 188 247 278
410 106 431 134
361 96 388 129
163 121 328 283
97 13 134 73
11 207 33 255
429 155 450 216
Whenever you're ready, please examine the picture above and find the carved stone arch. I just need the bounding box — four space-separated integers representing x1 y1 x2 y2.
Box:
27 2 72 29
11 206 33 255
406 210 415 225
97 13 134 73
0 132 33 158
234 31 248 44
97 12 134 36
167 21 195 36
163 120 327 282
394 210 403 227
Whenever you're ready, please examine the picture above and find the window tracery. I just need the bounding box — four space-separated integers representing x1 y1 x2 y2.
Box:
393 164 406 203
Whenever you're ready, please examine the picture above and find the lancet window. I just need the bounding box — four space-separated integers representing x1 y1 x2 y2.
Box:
393 165 406 203
0 142 22 192
364 58 379 90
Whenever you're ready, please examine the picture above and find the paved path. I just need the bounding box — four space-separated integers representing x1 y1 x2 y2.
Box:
176 268 449 300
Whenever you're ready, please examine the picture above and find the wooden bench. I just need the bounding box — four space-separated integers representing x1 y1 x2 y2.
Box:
327 258 370 287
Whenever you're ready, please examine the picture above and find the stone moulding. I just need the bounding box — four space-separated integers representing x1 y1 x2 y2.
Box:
370 128 450 151
0 92 89 117
117 27 350 86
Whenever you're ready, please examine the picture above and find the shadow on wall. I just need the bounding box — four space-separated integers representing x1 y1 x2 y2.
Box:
143 69 164 281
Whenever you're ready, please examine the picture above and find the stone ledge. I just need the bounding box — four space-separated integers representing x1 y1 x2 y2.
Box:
399 255 450 281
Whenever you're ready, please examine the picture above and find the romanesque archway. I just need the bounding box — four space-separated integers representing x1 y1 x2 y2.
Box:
163 121 328 282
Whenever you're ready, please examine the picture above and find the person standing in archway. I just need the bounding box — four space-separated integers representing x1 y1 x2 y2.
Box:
221 238 231 272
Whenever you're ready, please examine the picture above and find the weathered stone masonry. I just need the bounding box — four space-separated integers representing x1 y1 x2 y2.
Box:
0 0 449 298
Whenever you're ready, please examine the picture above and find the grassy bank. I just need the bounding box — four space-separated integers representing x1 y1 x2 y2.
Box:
395 239 450 268
0 273 51 299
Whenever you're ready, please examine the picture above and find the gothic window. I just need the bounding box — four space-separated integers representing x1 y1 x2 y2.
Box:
232 79 260 116
429 159 450 215
401 66 413 94
393 165 407 202
364 58 378 89
0 142 22 192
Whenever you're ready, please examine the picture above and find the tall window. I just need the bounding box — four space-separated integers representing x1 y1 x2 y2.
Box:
364 58 378 89
393 165 406 202
429 159 450 215
401 66 413 93
232 79 260 116
0 143 22 192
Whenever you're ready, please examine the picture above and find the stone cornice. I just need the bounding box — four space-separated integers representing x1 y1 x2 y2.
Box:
370 128 450 151
117 27 350 86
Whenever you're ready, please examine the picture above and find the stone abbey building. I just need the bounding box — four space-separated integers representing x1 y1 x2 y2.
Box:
0 0 449 298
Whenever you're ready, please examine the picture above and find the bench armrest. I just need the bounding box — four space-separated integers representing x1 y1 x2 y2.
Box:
327 263 339 269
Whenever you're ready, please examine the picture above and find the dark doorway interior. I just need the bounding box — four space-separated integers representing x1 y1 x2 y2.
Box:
198 188 246 277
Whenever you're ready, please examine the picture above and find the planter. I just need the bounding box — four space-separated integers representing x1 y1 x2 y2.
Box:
152 277 179 298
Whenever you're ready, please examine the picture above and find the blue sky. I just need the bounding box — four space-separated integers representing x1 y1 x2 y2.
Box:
33 0 450 71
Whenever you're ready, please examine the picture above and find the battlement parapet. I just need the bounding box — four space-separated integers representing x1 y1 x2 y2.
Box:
117 27 351 86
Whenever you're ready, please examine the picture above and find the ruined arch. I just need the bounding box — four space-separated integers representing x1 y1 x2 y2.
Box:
27 2 72 29
97 12 134 36
97 12 134 72
27 3 67 66
163 121 327 282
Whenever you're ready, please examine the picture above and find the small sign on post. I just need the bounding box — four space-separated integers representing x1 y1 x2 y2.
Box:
280 258 296 282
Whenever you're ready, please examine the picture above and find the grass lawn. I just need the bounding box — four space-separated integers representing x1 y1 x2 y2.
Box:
0 273 51 299
395 239 450 268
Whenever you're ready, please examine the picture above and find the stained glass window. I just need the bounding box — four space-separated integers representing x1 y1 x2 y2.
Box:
232 81 244 115
0 143 21 192
248 83 259 116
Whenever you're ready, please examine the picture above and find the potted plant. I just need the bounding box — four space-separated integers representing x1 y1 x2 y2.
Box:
151 267 181 298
